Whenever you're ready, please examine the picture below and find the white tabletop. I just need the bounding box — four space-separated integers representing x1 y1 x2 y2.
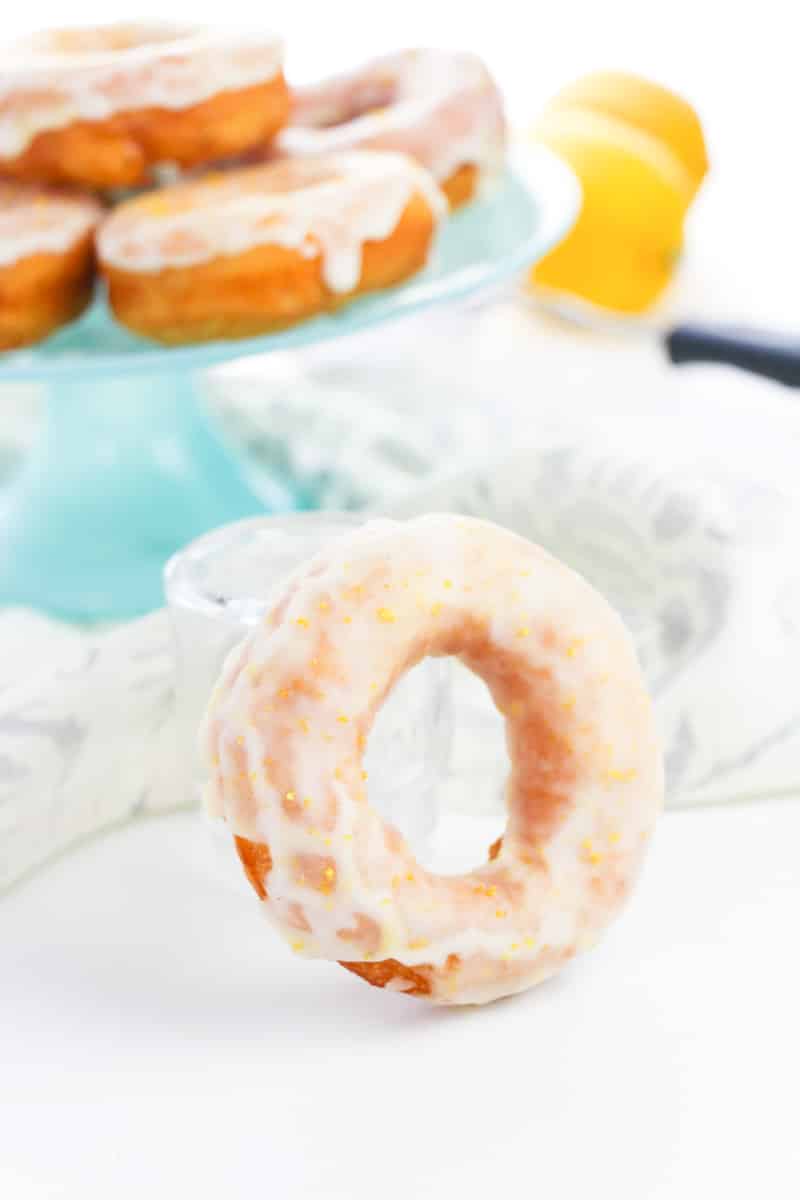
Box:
2 799 798 1200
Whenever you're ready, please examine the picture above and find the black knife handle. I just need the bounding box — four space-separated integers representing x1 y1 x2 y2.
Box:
666 323 800 387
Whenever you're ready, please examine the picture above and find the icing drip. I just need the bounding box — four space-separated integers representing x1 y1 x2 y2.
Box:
279 49 507 183
97 151 447 293
0 181 102 267
0 23 284 158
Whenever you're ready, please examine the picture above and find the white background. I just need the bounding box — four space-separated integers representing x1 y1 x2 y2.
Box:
3 5 800 1198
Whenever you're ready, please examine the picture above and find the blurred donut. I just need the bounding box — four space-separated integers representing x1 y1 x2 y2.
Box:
276 49 506 207
0 23 289 189
97 151 447 345
204 514 663 1006
0 181 102 349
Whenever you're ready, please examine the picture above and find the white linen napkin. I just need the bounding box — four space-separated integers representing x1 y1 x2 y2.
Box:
2 301 800 890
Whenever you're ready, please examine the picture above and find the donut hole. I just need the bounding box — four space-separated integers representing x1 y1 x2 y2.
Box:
36 24 191 57
424 663 508 875
364 659 508 876
315 79 397 129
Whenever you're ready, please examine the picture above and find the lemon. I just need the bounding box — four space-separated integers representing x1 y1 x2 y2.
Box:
531 107 696 313
545 70 709 196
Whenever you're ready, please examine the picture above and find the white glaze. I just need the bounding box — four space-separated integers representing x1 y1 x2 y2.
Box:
97 151 447 293
279 49 506 185
0 181 102 267
0 23 284 159
203 515 663 1006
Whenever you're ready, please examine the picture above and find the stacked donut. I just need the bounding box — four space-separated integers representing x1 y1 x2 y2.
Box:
0 25 506 349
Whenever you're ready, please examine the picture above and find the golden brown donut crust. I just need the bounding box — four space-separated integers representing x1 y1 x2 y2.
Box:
0 232 95 350
440 163 479 208
102 189 438 345
0 75 290 190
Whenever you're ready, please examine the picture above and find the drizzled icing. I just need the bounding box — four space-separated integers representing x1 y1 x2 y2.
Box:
0 181 103 267
0 23 284 159
203 515 663 1006
278 49 507 184
97 151 447 292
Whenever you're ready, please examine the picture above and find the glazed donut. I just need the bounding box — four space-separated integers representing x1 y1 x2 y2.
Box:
0 23 288 189
275 49 506 208
97 151 447 345
0 181 103 350
203 515 663 1006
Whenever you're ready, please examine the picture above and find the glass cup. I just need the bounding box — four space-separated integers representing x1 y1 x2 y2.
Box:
164 513 452 852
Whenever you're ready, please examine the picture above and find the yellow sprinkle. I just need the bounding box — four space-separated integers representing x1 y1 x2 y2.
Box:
430 602 442 617
408 938 429 950
495 908 508 919
567 638 584 657
323 837 332 846
443 579 453 589
291 940 304 952
334 767 343 781
486 885 496 897
278 688 290 699
342 616 352 625
324 898 334 911
363 951 374 960
406 872 415 882
309 827 318 837
323 734 335 743
589 852 603 865
295 617 309 629
285 791 296 801
562 695 576 712
211 756 219 767
381 897 392 906
236 735 244 746
377 607 396 623
391 875 401 887
303 797 312 809
361 770 368 780
323 866 335 881
249 771 258 781
296 874 306 884
337 714 349 725
311 657 320 667
608 830 621 844
298 718 310 734
357 734 367 750
318 600 330 612
520 569 531 577
343 833 353 841
516 626 530 639
510 943 520 952
524 936 536 948
607 767 638 783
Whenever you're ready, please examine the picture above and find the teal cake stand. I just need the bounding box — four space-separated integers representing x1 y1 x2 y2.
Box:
0 147 579 622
